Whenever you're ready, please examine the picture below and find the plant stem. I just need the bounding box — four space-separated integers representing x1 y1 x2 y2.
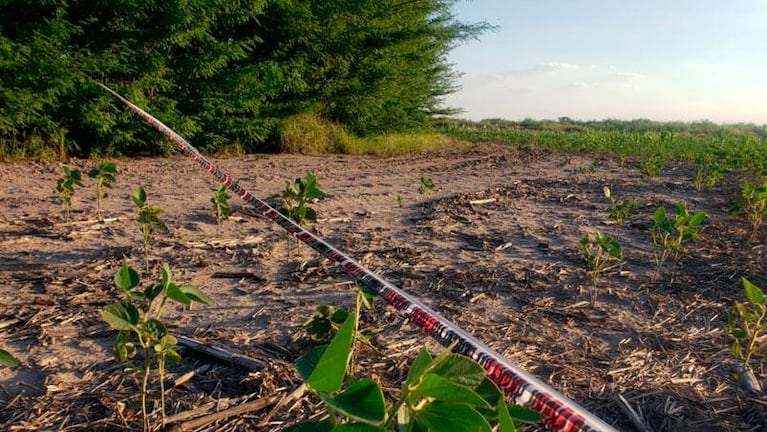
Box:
158 354 167 427
743 308 767 370
141 346 151 432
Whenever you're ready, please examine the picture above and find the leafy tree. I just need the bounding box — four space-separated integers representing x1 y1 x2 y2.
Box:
1 0 489 156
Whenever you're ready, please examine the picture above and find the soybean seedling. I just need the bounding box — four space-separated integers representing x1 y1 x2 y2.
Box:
729 180 767 240
210 185 231 231
278 171 326 256
641 155 665 178
291 287 543 432
88 160 118 219
132 187 168 274
54 163 84 223
418 176 435 194
604 186 638 226
101 262 215 431
693 153 726 191
727 277 767 394
650 203 707 282
580 232 622 307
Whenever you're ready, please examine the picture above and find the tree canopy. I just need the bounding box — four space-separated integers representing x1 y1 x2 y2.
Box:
0 0 489 157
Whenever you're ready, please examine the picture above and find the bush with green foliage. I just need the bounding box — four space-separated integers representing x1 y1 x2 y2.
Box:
0 0 489 157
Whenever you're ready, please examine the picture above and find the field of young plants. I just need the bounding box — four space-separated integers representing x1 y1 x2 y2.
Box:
1 140 766 431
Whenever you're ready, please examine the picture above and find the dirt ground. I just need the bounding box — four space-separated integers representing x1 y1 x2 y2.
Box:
1 143 765 431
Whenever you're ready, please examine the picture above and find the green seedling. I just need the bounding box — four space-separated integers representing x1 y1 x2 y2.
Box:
418 176 435 194
641 155 665 178
580 232 621 308
88 160 118 219
397 194 404 208
277 171 326 256
290 288 542 431
132 187 168 274
210 185 231 231
304 305 350 343
101 262 215 431
650 203 707 282
604 186 638 226
727 277 766 394
729 180 767 240
693 153 726 191
0 348 18 368
54 163 84 223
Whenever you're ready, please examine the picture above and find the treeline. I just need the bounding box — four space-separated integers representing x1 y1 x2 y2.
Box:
0 0 488 158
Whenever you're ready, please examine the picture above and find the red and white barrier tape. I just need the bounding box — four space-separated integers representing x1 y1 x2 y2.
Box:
98 83 617 432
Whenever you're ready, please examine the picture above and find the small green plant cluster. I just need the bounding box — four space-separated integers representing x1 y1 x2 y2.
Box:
640 155 665 178
650 203 707 281
727 277 767 393
276 172 326 255
101 263 215 431
580 232 622 308
693 153 726 191
132 186 168 273
54 163 84 223
279 172 327 225
87 160 118 218
55 161 119 222
603 186 638 226
0 348 18 368
418 176 435 194
729 180 767 240
210 185 231 230
290 291 542 431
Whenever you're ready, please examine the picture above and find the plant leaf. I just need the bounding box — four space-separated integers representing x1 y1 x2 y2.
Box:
742 277 765 305
306 312 357 393
0 348 18 368
144 318 167 339
413 374 490 408
505 402 544 423
102 302 140 330
497 398 517 432
405 347 433 389
165 283 191 305
179 284 216 305
426 353 486 389
413 402 492 432
296 345 327 382
319 378 386 424
114 263 140 293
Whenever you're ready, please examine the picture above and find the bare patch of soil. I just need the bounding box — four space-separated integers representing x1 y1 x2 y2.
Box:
1 144 765 431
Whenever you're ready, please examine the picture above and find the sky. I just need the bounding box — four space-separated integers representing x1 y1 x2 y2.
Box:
444 0 767 124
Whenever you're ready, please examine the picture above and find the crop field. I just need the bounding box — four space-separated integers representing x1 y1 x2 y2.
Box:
1 139 766 431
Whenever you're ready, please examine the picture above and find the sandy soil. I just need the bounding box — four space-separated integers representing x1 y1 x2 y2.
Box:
0 144 765 431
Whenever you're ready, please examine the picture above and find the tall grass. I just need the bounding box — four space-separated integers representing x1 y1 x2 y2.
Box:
278 113 460 156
